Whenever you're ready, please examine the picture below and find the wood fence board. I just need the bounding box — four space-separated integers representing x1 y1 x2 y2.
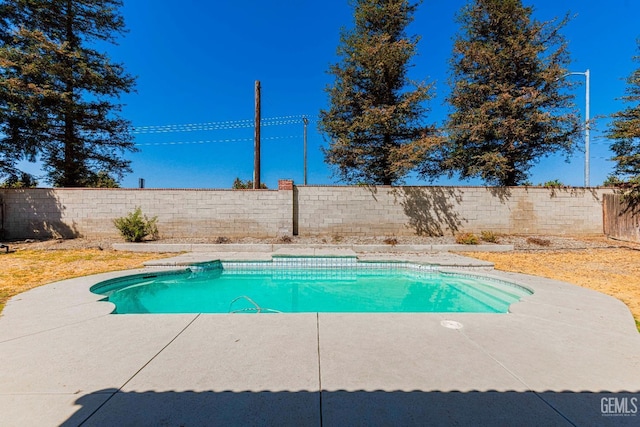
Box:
603 194 640 243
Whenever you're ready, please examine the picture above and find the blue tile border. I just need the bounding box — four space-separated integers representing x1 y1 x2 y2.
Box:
215 257 440 273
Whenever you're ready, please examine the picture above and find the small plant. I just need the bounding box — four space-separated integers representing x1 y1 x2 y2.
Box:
113 207 158 242
215 236 230 244
526 236 551 247
542 179 563 188
455 232 479 245
480 231 499 243
277 235 293 244
383 237 398 246
332 235 343 243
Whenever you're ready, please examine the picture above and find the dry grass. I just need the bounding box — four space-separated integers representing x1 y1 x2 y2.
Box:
0 249 173 313
462 248 640 330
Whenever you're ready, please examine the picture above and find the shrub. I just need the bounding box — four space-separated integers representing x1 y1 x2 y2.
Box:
277 235 293 244
113 207 158 242
480 231 499 243
526 236 551 247
232 178 267 189
215 236 230 244
455 232 479 245
383 237 398 246
542 179 563 188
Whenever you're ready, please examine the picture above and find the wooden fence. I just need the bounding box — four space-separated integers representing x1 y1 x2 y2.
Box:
603 194 640 243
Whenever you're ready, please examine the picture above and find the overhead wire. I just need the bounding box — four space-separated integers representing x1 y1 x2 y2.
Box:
133 115 311 147
133 115 309 134
135 135 299 146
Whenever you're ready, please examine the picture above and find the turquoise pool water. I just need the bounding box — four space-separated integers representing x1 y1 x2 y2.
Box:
91 259 532 314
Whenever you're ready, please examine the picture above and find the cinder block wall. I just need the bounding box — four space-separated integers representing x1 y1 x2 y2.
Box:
295 186 611 236
0 185 610 240
0 187 292 239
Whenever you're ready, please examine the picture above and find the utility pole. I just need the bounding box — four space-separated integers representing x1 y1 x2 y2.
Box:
303 116 309 185
254 80 261 189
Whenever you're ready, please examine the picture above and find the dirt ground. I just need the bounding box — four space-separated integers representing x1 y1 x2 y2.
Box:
1 235 639 330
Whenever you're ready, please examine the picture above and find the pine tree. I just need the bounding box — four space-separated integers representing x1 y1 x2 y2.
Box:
607 41 640 180
607 40 640 209
433 0 580 186
0 0 136 187
319 0 438 185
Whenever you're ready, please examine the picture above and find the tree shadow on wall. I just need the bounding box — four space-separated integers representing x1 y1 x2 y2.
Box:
393 187 465 236
1 188 79 240
545 185 602 201
488 186 512 203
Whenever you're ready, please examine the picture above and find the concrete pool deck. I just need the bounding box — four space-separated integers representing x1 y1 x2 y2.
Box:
0 251 639 426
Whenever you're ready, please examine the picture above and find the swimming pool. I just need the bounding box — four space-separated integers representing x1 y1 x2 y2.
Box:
91 257 532 314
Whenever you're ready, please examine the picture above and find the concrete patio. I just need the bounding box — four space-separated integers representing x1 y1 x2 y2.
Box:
0 251 638 426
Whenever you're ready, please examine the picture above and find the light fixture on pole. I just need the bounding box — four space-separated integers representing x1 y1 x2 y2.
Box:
564 69 590 187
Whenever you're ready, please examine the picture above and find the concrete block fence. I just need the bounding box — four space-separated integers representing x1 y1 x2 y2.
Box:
0 181 612 240
295 186 612 237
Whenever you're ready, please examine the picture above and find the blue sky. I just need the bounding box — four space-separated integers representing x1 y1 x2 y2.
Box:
22 0 640 188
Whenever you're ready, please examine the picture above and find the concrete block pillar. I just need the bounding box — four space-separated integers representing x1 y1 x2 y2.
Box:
277 180 294 236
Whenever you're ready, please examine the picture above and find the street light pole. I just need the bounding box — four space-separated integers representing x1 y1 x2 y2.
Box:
585 69 590 187
303 116 309 185
565 69 590 187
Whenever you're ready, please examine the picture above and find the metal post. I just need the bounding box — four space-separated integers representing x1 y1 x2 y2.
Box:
585 69 590 187
254 81 261 189
563 70 590 187
303 116 308 185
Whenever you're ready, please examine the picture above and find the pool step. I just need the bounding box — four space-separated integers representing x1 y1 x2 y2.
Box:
448 279 525 311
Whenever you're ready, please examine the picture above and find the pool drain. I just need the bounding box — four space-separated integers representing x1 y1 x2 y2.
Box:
440 320 463 330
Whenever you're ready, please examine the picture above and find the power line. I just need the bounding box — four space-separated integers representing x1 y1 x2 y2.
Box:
135 135 299 146
134 114 303 129
133 115 310 134
133 120 301 134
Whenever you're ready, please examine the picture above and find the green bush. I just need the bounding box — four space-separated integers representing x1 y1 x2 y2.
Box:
455 232 479 245
113 207 158 242
542 179 563 188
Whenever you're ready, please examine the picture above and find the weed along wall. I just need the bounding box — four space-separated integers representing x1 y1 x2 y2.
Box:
0 182 612 240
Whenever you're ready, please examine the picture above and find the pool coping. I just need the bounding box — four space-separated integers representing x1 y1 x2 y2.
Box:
113 242 515 253
1 251 639 426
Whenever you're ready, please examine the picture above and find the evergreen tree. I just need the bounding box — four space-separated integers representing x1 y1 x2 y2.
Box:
432 0 580 186
607 40 640 209
0 171 37 188
319 0 438 185
0 0 136 187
